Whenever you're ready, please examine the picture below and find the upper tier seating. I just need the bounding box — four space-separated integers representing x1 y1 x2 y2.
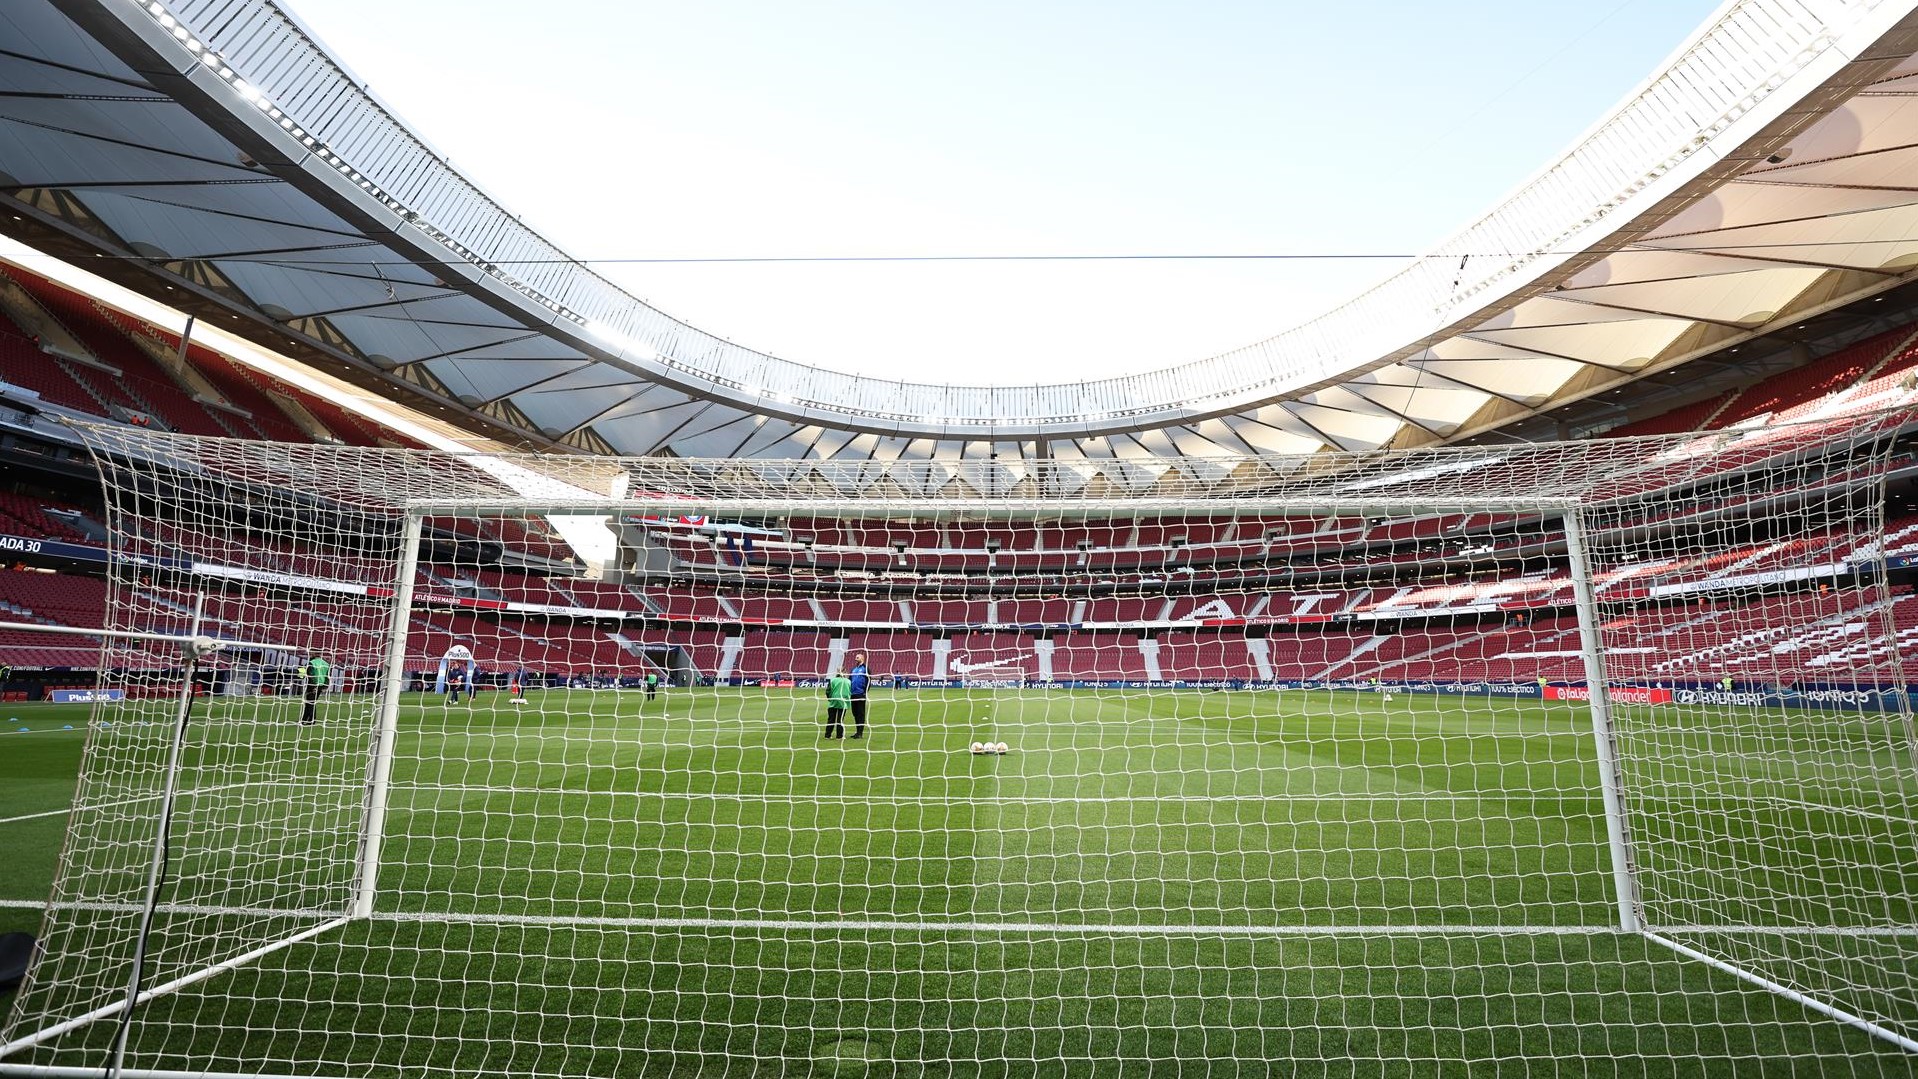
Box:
1611 324 1918 438
0 265 418 448
0 321 99 412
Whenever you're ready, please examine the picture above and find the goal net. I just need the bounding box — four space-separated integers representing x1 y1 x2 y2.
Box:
2 412 1915 1077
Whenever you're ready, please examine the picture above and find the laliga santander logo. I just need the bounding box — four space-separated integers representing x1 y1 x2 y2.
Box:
1545 685 1674 705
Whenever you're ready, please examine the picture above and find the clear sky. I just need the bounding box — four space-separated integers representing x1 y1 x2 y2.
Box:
286 0 1724 384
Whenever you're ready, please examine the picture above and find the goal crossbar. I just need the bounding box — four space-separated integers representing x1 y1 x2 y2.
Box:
0 622 301 654
404 496 1585 519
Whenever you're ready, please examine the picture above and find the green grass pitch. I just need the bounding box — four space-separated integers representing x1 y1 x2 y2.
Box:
0 688 1912 1077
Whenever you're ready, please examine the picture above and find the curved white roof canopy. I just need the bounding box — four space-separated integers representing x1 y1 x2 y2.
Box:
5 0 1918 462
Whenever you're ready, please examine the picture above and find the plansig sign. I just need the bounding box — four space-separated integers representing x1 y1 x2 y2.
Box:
50 689 125 703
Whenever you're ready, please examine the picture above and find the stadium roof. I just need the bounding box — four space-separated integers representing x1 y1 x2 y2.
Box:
6 0 1918 467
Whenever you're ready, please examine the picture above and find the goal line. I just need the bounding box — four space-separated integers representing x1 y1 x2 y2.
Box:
379 782 1906 822
2 781 1889 827
2 898 1912 939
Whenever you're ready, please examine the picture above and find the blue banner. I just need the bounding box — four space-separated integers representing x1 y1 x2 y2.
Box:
1671 685 1911 711
0 533 190 571
0 534 108 563
723 678 1910 711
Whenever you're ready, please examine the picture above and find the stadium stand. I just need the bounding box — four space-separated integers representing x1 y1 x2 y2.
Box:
0 265 417 448
1611 324 1918 438
4 253 1918 694
0 323 99 412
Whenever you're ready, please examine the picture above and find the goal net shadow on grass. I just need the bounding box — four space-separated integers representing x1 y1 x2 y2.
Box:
1 413 1915 1076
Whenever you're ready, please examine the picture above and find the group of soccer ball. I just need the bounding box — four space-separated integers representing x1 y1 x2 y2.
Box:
969 741 1011 755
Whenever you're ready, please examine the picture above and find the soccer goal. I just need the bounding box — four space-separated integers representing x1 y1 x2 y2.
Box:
1 412 1914 1077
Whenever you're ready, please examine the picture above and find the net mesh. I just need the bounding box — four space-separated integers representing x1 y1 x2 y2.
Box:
0 412 1914 1077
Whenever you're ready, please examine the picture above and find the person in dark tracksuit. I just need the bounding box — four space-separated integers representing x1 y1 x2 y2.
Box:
848 652 870 739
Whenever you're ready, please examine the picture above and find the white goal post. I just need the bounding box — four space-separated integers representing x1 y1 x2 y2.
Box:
0 412 1913 1077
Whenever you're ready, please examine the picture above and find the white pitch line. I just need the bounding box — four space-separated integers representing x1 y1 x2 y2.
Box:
7 783 1902 822
0 806 79 825
0 900 1626 937
0 726 92 738
367 910 1621 937
345 911 1918 939
1747 792 1912 826
0 782 256 826
384 784 1916 821
0 899 321 917
1659 924 1918 938
386 784 1602 805
0 899 1912 940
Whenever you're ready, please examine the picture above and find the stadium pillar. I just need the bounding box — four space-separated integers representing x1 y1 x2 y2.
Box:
353 511 425 919
1562 508 1643 933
